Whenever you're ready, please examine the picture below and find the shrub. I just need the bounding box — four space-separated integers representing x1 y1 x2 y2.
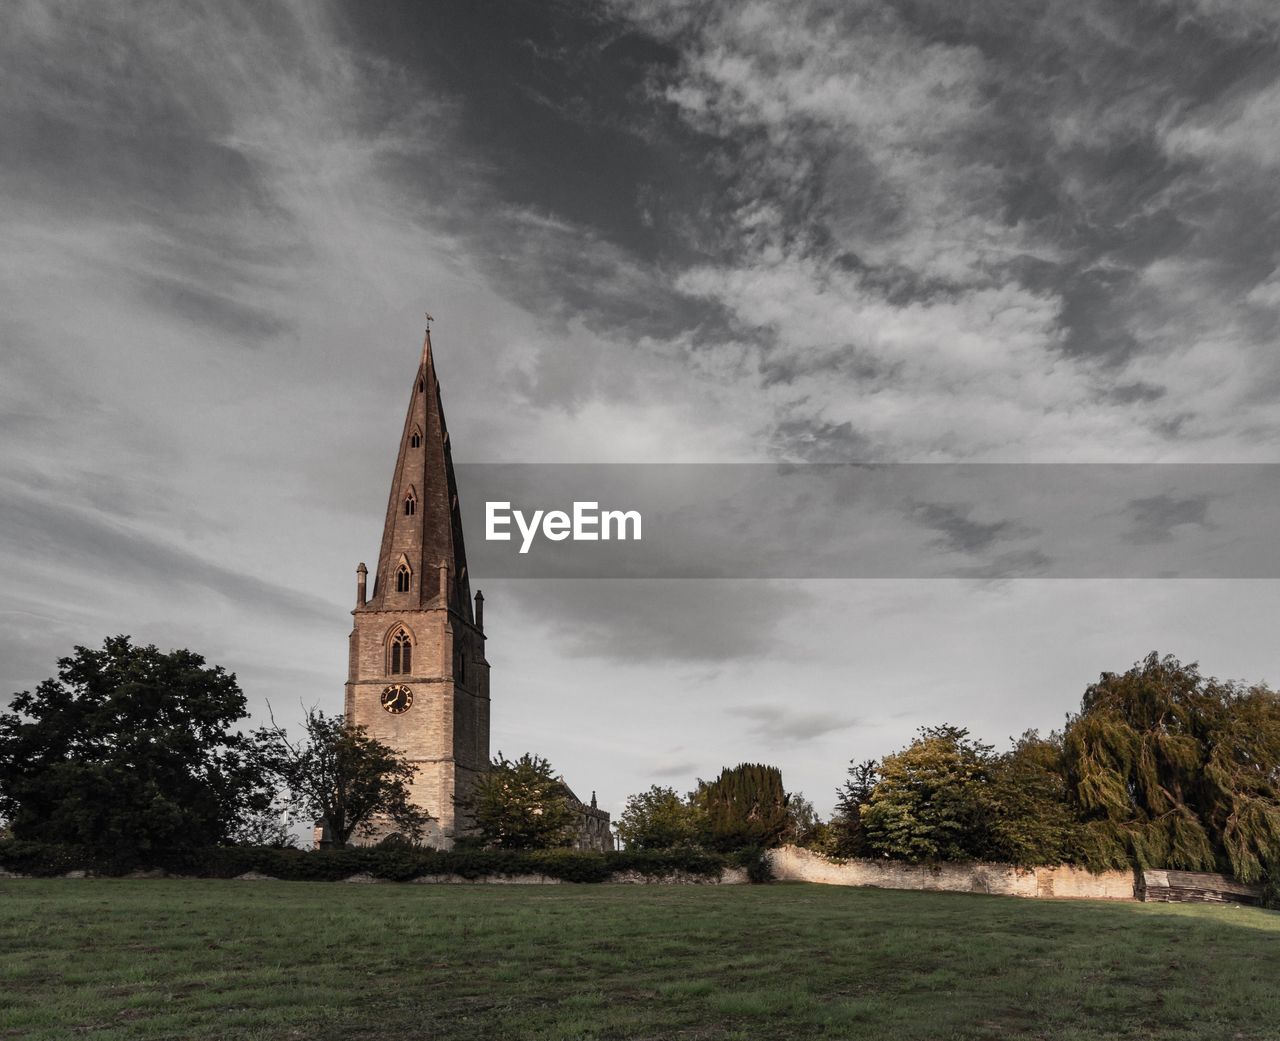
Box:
616 785 705 850
0 841 754 883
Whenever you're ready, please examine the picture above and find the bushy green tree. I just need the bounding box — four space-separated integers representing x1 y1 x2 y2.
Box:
616 785 704 849
860 725 995 862
1063 652 1280 881
459 752 578 850
0 636 270 854
845 730 1084 867
253 708 429 848
985 731 1081 867
695 763 790 850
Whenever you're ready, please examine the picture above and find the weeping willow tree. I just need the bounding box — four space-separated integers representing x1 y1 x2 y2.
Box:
1063 652 1280 881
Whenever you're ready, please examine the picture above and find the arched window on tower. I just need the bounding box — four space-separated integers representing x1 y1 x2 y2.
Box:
396 563 411 593
404 489 417 516
390 628 412 675
410 427 422 448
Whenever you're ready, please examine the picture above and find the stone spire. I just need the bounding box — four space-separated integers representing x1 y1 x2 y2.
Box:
364 327 473 620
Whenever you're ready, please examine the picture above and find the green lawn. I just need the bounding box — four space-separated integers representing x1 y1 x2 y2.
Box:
1 879 1277 1041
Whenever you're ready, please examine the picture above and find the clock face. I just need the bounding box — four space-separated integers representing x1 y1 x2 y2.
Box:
381 684 413 715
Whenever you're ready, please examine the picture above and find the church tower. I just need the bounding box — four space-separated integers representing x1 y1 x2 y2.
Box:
345 327 490 848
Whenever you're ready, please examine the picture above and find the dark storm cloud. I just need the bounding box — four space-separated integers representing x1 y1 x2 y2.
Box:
1123 493 1213 545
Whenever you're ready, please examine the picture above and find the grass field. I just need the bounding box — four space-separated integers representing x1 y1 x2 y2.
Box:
1 879 1277 1041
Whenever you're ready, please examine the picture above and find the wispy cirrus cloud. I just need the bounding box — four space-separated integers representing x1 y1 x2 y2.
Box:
604 0 1280 461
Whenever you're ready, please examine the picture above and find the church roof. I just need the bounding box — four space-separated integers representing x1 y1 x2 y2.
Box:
364 328 473 621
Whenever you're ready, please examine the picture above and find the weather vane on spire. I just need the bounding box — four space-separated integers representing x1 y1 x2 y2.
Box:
424 311 434 329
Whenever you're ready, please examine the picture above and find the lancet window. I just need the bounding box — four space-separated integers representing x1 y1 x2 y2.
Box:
390 628 412 675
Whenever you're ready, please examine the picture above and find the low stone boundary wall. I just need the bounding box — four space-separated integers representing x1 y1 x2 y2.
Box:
768 845 1137 900
397 868 748 885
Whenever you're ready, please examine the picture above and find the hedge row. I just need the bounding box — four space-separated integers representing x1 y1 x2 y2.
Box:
0 841 768 883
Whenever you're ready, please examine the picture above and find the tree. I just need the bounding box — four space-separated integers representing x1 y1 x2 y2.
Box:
0 636 270 854
616 785 705 850
780 791 825 848
252 708 430 847
695 763 790 850
985 731 1081 868
1063 652 1280 881
831 759 879 856
227 798 296 848
860 725 995 862
458 752 578 850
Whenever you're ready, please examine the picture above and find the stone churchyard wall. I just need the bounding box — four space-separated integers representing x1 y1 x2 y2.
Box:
768 845 1137 900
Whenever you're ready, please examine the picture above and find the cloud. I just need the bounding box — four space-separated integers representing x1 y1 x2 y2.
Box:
0 481 341 625
1106 381 1168 405
910 503 1031 555
649 759 701 780
598 0 1280 461
496 579 816 663
1123 493 1214 545
5 0 1280 844
739 704 861 742
770 418 875 462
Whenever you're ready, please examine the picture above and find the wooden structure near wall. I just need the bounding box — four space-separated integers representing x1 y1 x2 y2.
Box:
1141 869 1262 905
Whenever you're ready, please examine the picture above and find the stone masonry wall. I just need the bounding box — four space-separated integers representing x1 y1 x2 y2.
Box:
768 845 1137 900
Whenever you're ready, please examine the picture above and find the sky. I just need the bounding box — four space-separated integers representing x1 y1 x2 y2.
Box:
4 0 1280 823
